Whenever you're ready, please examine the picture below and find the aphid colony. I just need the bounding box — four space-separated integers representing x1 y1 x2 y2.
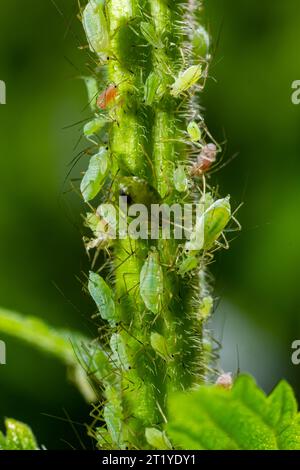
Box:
79 0 238 449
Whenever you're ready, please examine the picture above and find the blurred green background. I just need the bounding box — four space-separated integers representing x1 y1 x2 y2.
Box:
0 0 299 449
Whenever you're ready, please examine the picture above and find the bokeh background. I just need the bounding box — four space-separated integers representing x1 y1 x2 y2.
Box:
0 0 299 449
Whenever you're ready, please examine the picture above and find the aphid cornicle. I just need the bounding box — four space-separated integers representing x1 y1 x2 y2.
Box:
82 0 109 60
191 143 217 176
97 84 118 110
170 64 202 97
140 249 164 314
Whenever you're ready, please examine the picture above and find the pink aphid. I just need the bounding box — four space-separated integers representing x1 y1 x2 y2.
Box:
191 143 217 176
97 84 118 109
216 372 233 390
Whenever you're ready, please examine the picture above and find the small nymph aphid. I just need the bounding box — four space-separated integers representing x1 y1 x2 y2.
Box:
97 84 118 109
173 165 188 193
187 121 201 143
191 143 217 176
170 64 202 97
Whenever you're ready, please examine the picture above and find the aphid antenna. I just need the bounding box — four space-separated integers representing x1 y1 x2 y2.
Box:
208 151 239 176
139 144 157 180
51 0 85 52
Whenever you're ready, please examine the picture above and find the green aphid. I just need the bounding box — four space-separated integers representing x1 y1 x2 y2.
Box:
173 165 188 193
150 332 172 362
82 76 99 111
84 211 112 251
185 196 231 252
178 255 198 277
84 117 107 144
144 72 161 106
88 271 117 325
103 399 123 449
118 177 161 207
140 22 163 49
170 65 202 97
81 147 110 202
192 26 210 59
140 250 164 314
82 0 109 60
74 341 113 386
199 296 213 320
202 196 231 250
110 333 131 371
187 121 201 142
145 428 172 450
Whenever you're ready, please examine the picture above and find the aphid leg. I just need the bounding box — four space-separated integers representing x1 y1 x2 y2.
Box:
215 232 230 250
139 144 157 180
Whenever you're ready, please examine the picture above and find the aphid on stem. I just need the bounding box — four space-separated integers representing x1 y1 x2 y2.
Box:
170 64 202 97
97 84 118 110
190 143 218 177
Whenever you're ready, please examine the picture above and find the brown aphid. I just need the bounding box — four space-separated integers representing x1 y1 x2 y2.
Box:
191 143 217 177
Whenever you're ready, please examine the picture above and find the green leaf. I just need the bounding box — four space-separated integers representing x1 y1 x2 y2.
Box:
0 419 38 450
81 148 110 202
0 307 95 402
167 375 300 450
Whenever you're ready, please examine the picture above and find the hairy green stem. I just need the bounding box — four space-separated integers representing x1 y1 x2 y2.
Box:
80 0 222 450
